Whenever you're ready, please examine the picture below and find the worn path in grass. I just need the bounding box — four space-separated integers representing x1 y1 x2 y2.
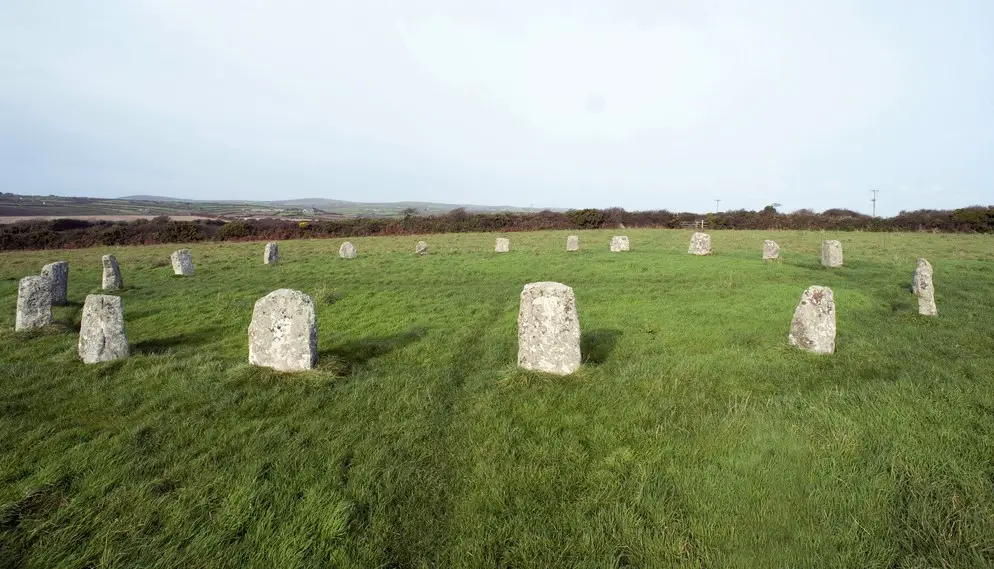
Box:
2 230 994 568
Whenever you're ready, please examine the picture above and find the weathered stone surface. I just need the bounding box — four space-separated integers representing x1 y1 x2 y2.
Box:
610 236 630 252
171 249 195 276
16 276 53 331
102 254 122 291
264 242 279 265
495 238 510 253
821 240 843 268
566 235 579 252
763 240 780 261
688 232 712 255
517 282 581 375
339 242 357 259
248 289 317 372
41 261 69 305
415 241 428 255
78 294 129 364
913 258 937 316
788 285 836 354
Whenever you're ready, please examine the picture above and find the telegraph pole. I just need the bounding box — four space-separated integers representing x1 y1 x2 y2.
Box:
714 199 721 213
870 190 879 217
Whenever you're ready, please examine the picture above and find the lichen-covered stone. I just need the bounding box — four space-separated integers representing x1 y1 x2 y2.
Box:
763 240 780 261
688 232 712 255
610 236 629 252
913 258 937 316
41 261 69 305
264 242 279 265
788 285 836 354
171 249 195 276
495 238 510 253
78 294 129 364
415 241 428 255
102 254 122 291
821 240 843 268
16 276 53 331
340 242 357 259
566 236 579 252
248 289 317 372
517 282 581 375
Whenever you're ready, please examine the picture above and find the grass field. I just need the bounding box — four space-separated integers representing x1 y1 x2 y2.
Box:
2 229 994 568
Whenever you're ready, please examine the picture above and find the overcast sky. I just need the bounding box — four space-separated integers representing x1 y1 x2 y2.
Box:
1 1 992 214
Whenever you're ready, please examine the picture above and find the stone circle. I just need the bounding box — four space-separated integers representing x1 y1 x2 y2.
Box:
610 236 630 252
688 232 712 255
102 254 123 290
821 240 843 268
78 294 129 364
248 289 318 372
171 249 195 276
495 238 510 253
16 276 53 332
517 281 581 375
566 235 579 252
788 285 836 354
340 242 357 259
41 261 69 305
415 241 428 255
264 242 279 265
913 258 937 316
763 240 780 261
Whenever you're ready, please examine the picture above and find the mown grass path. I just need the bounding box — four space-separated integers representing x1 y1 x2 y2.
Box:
2 230 993 568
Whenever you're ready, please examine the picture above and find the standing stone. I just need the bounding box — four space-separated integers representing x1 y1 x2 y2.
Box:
763 240 780 261
264 242 279 265
248 289 318 372
15 276 53 331
102 254 123 291
495 238 510 253
610 236 630 252
912 258 937 316
171 249 195 276
566 235 579 252
821 240 843 268
339 242 357 259
517 282 581 375
415 241 429 255
788 285 836 354
78 294 129 364
41 261 69 305
688 232 713 255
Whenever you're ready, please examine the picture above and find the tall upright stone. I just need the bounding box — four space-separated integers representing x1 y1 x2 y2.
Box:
788 285 836 354
566 235 579 252
913 258 937 316
248 289 318 372
171 249 195 276
264 242 279 265
16 276 53 331
339 242 357 259
102 254 122 291
517 282 581 375
415 241 429 255
41 261 69 305
821 240 843 268
763 240 780 261
610 236 630 252
495 238 510 253
78 294 129 364
688 232 712 255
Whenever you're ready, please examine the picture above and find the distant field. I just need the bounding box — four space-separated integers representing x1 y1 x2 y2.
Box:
2 230 993 568
0 215 217 224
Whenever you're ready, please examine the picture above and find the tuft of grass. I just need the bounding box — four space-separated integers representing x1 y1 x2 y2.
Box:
1 229 994 568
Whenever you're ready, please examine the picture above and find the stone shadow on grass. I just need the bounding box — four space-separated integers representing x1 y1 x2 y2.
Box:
581 329 622 365
320 326 428 375
132 327 226 355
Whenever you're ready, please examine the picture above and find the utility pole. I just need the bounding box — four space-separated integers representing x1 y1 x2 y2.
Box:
714 199 721 213
870 190 879 217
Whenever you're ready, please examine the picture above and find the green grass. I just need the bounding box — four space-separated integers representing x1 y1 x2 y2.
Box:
2 229 994 568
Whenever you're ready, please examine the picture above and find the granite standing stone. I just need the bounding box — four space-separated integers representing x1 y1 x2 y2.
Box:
41 261 69 305
171 249 195 276
688 232 712 255
102 254 123 291
913 258 937 316
821 240 843 268
610 236 630 252
248 289 318 372
763 240 780 261
566 235 579 252
517 282 581 375
415 241 429 255
495 238 510 253
339 242 357 259
78 294 129 364
264 242 279 265
16 276 53 331
788 285 836 354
